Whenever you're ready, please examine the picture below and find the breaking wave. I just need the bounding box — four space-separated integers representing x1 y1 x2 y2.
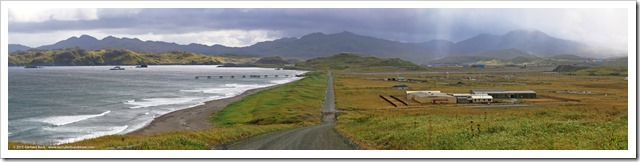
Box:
37 111 111 126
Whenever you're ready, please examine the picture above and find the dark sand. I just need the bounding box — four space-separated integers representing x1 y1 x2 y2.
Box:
128 86 274 135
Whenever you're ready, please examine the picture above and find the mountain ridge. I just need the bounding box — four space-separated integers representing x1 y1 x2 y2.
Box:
9 30 625 64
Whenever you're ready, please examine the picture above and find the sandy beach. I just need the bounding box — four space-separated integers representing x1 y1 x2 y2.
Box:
128 86 275 135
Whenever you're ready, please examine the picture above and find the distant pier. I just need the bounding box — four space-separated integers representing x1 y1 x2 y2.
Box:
195 74 300 79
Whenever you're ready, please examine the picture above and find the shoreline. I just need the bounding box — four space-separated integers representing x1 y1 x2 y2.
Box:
127 85 278 136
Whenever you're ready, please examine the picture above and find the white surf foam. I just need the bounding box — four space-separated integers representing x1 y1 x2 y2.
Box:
38 111 111 126
190 102 205 107
269 77 303 85
222 83 262 88
126 97 198 109
122 119 152 135
55 125 129 145
181 83 264 97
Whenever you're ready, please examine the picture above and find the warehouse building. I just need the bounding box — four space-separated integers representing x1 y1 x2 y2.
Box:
451 94 472 104
406 91 457 104
470 90 536 99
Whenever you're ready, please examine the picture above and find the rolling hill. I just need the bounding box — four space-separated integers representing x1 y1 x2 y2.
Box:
8 47 224 66
8 44 32 53
295 53 422 70
429 49 541 64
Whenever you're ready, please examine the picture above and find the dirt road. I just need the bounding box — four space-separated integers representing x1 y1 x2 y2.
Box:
323 71 335 113
224 70 356 150
224 123 353 150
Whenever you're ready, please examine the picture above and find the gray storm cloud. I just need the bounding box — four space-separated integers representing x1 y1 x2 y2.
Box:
8 8 628 50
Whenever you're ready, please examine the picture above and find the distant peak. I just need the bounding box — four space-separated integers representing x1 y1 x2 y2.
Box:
188 43 206 46
300 32 326 39
308 32 326 35
331 31 361 37
426 39 453 43
122 37 142 41
66 35 97 41
274 37 298 41
78 35 95 38
102 36 118 40
477 33 496 37
77 35 99 41
505 29 548 36
337 31 354 35
9 44 32 48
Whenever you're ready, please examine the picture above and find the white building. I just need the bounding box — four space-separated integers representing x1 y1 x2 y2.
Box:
469 94 493 103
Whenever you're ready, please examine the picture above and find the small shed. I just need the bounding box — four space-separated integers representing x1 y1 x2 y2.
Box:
393 84 409 90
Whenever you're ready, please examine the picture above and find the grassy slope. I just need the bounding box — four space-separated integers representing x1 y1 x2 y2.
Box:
210 71 326 126
333 69 628 149
296 53 423 71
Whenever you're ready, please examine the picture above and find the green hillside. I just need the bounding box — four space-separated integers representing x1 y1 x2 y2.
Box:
429 49 540 65
575 66 627 76
9 48 225 66
255 56 289 65
295 53 423 70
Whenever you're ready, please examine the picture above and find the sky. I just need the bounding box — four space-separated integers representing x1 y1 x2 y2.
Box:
8 8 628 50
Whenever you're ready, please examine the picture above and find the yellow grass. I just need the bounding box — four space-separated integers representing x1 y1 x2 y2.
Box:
333 67 628 149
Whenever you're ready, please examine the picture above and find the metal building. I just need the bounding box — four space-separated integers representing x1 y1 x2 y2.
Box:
407 92 457 104
470 90 536 99
451 94 472 103
469 94 493 103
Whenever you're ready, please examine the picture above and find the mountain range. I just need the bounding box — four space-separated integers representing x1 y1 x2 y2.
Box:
9 29 626 64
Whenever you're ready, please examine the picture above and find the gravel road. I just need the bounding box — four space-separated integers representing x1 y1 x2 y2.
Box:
223 70 356 150
224 123 353 150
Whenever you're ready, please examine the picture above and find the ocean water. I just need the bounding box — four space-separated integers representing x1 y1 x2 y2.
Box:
8 65 305 145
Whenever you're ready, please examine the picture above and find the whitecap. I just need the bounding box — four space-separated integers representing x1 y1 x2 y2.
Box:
269 77 303 85
37 111 111 126
126 97 198 109
54 125 129 145
190 102 205 107
181 84 261 95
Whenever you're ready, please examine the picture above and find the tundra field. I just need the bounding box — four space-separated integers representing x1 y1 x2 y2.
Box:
333 66 628 150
